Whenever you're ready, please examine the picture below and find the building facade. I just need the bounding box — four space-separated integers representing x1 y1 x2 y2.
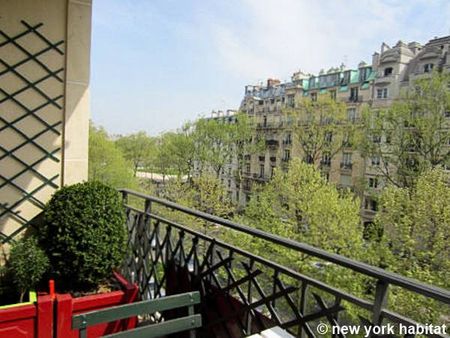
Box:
232 36 450 221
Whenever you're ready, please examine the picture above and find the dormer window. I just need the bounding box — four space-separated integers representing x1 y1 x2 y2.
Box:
384 67 393 76
423 63 434 73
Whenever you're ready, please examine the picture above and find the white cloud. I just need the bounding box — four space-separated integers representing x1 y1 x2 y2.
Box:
205 0 448 83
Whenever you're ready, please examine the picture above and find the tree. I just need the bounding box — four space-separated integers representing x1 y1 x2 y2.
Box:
158 124 196 179
159 175 233 234
115 131 156 176
360 72 450 187
374 168 449 322
232 159 368 296
285 95 356 166
89 123 136 188
192 117 236 178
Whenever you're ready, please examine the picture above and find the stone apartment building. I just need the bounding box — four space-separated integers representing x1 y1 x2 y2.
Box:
219 35 450 222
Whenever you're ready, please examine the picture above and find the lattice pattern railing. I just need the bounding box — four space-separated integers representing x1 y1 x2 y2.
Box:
120 189 450 338
0 20 64 243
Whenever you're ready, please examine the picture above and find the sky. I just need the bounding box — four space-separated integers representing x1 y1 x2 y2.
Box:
90 0 450 136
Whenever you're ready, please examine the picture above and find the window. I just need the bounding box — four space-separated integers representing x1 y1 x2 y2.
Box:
359 67 371 82
324 132 333 143
270 98 275 104
245 163 251 174
384 67 393 76
368 177 379 188
263 116 267 127
271 165 276 178
322 153 331 166
350 87 359 101
258 100 263 105
376 88 388 99
365 198 378 211
228 180 231 188
311 92 317 102
287 95 295 107
444 111 450 118
347 108 357 122
372 134 381 143
371 156 381 166
342 152 352 168
423 63 434 73
340 175 352 187
284 133 292 145
259 164 265 178
330 90 337 101
284 149 291 161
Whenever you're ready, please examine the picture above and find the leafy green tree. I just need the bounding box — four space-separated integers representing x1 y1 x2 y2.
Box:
285 95 356 166
192 117 236 178
374 168 449 322
89 123 136 188
232 159 368 296
115 131 156 176
157 124 196 179
360 72 450 187
158 174 233 234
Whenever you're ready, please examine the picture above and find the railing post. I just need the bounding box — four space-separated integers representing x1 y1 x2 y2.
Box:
121 190 128 205
371 280 389 329
188 293 196 338
298 282 308 338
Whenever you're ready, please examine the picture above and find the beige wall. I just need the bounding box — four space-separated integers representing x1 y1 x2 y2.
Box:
0 0 91 244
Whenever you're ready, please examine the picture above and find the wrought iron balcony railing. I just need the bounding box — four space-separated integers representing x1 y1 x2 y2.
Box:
120 189 449 338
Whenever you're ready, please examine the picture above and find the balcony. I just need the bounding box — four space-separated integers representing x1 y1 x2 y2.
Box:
118 189 449 337
265 139 279 148
320 159 331 167
340 162 353 170
348 95 363 103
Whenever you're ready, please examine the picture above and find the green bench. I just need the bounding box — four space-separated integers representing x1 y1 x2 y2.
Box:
72 291 202 338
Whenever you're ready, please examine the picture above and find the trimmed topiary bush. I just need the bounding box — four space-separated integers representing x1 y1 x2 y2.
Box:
9 236 49 302
38 181 126 289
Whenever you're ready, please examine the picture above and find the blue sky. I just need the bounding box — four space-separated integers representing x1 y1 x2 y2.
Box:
91 0 450 136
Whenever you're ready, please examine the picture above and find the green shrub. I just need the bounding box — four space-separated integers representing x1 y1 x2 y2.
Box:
39 181 127 289
9 236 49 302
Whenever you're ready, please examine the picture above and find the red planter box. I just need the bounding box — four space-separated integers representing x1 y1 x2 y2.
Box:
0 295 53 338
55 272 138 338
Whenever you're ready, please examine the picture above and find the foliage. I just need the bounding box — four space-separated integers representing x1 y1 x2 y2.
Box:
89 123 136 188
38 181 127 289
359 72 450 187
374 168 449 322
9 237 49 302
159 175 233 233
285 95 356 166
153 126 196 180
115 131 156 176
233 159 368 297
193 113 260 179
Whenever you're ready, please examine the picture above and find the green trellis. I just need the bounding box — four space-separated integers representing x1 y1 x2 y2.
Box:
0 20 64 244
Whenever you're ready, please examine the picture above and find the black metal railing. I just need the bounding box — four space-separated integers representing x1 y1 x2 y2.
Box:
120 189 450 338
